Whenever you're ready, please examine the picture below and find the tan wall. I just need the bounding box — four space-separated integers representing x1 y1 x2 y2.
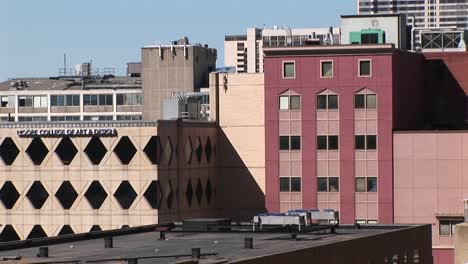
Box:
210 73 266 220
455 223 468 264
0 125 159 238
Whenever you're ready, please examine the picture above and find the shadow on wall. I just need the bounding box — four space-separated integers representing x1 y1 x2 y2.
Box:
216 128 266 221
425 59 466 129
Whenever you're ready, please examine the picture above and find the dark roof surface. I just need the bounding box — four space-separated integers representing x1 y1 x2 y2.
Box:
0 225 419 264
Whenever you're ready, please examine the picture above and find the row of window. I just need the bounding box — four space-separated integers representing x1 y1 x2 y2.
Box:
0 94 142 108
279 135 377 150
283 60 372 79
279 94 376 110
279 177 378 193
1 115 143 122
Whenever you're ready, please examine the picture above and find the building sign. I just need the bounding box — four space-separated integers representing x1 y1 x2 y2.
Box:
17 128 117 137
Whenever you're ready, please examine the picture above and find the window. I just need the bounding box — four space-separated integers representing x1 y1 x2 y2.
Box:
359 60 372 77
116 115 142 121
83 116 114 121
439 219 463 236
51 116 80 121
84 94 113 106
317 177 339 192
18 96 46 108
355 94 376 109
279 177 301 192
317 94 338 109
279 136 300 151
116 94 142 106
355 135 377 150
51 95 80 106
321 61 333 78
356 177 378 192
279 95 300 110
18 116 47 122
283 62 295 78
0 96 13 108
317 135 339 150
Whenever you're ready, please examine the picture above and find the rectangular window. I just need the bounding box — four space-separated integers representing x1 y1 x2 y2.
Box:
321 61 333 78
328 95 338 109
290 96 300 110
291 177 301 192
290 136 301 150
359 60 372 77
279 96 289 110
317 95 327 109
280 136 290 150
355 94 365 109
317 136 328 150
317 135 339 150
318 177 339 192
116 115 142 121
439 219 463 236
367 135 377 150
280 177 290 192
283 62 295 78
356 177 378 192
355 135 376 150
328 136 339 150
317 94 338 110
355 94 377 109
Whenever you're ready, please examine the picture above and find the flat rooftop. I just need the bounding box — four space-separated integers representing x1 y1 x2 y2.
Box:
0 76 141 92
0 224 427 263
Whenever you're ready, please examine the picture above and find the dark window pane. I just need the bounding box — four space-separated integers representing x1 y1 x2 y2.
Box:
290 136 301 150
328 95 338 109
291 177 301 192
328 136 339 150
355 94 365 109
439 220 451 235
317 95 327 109
280 178 290 192
280 136 290 150
367 177 378 192
360 60 371 76
355 135 366 150
321 61 333 77
367 135 377 150
366 94 376 109
329 177 339 192
317 136 327 150
355 177 366 192
317 178 328 192
283 62 295 78
290 96 300 110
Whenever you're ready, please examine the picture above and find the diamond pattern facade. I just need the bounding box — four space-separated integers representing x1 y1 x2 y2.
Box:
0 137 20 166
84 137 107 165
144 181 162 209
84 181 108 209
55 137 78 165
114 136 137 165
114 181 137 209
55 181 78 209
26 181 49 209
26 138 49 165
143 136 161 165
0 181 20 209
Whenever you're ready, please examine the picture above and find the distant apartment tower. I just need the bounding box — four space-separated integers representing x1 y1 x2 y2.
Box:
225 27 341 73
357 0 468 51
141 38 217 121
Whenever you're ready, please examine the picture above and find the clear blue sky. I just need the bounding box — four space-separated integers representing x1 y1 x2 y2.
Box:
0 0 356 82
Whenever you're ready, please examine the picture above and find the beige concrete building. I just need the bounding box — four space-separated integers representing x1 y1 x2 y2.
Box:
210 72 266 219
141 42 216 121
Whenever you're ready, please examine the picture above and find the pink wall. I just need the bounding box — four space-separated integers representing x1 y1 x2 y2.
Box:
265 51 398 223
394 132 468 263
433 248 454 264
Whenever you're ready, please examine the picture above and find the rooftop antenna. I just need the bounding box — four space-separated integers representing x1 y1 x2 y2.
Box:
63 53 67 76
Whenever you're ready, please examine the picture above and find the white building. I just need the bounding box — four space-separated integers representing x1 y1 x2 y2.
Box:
224 26 341 73
357 0 468 51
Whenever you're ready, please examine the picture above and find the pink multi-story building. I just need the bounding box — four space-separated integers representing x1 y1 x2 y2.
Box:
263 44 425 224
263 43 468 263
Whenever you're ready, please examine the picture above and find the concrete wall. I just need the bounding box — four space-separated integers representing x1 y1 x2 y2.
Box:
341 15 407 49
394 131 468 264
210 72 266 220
455 223 468 264
141 46 216 121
